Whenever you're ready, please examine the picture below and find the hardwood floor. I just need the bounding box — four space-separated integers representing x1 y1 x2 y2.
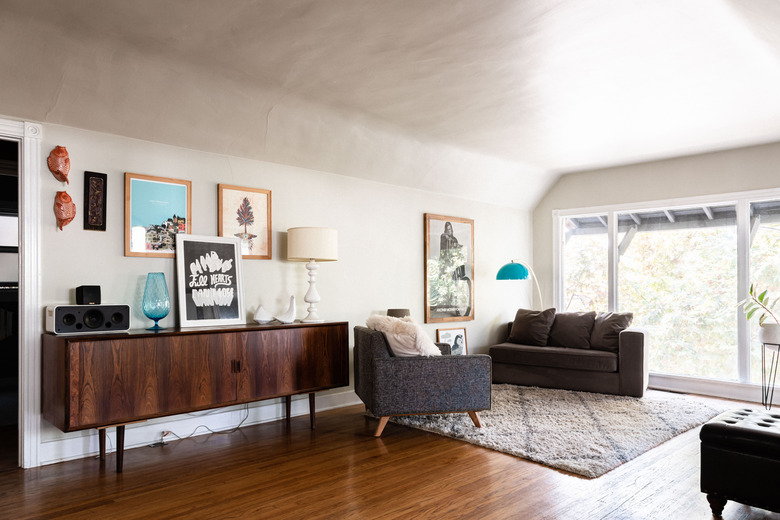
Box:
2 397 779 520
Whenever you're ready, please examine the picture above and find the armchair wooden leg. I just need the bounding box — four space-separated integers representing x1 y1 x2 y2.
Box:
468 411 482 428
374 416 390 437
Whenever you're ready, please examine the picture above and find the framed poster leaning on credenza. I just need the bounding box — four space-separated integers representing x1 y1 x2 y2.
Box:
175 234 245 327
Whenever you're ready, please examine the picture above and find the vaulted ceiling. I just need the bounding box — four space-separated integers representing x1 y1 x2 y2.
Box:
2 0 780 207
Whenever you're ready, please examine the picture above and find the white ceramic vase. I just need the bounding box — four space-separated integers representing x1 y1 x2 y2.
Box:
758 323 780 346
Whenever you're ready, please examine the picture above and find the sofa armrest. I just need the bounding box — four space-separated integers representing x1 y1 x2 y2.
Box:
371 354 492 416
435 342 452 355
618 328 648 397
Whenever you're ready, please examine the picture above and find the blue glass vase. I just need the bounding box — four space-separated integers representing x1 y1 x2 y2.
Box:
142 272 170 330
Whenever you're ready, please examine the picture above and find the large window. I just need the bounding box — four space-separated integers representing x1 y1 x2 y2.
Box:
749 201 780 383
555 193 780 390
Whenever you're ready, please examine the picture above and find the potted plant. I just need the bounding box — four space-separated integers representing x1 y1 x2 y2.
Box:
741 284 780 345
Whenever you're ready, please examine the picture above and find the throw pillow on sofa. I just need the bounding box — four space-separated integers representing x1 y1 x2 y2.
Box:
365 314 442 357
508 308 556 346
590 312 634 352
547 311 597 349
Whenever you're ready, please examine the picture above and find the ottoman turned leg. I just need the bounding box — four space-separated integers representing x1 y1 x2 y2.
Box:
706 494 727 516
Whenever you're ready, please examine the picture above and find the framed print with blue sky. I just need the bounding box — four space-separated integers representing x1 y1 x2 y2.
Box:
124 172 192 258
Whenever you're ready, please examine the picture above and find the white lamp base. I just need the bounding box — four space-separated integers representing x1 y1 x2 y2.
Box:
302 259 325 323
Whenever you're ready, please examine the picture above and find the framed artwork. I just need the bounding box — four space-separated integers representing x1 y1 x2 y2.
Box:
437 327 468 355
217 184 272 259
424 213 474 323
175 234 245 327
84 171 107 231
125 172 191 258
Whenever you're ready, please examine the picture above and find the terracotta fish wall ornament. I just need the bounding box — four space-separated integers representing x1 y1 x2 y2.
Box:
54 191 76 230
47 146 70 184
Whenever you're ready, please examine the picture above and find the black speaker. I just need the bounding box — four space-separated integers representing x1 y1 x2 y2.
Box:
76 285 101 305
45 305 130 334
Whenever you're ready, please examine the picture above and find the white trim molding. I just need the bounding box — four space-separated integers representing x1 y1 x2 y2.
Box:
0 118 42 468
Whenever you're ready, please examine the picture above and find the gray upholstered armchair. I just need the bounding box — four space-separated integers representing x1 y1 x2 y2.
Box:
354 326 492 437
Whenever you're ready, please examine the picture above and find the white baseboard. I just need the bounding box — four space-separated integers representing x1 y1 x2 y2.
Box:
37 390 362 467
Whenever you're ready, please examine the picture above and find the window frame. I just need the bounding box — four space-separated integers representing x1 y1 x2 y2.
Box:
552 188 780 401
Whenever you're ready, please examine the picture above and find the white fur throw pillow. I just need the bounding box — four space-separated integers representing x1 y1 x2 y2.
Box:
365 315 442 357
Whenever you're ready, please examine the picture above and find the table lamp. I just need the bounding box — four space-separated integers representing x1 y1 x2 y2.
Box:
287 227 338 323
496 259 544 309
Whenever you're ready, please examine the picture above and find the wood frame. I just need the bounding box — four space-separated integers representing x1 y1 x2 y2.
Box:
424 213 475 323
124 172 192 258
83 171 107 231
175 234 245 327
436 327 468 355
217 184 272 260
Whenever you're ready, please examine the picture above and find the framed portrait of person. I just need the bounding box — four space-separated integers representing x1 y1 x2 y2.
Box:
424 213 474 323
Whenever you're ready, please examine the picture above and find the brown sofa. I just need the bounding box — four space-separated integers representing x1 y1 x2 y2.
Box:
489 309 648 397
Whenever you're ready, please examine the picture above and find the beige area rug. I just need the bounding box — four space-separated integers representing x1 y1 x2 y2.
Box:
390 384 730 478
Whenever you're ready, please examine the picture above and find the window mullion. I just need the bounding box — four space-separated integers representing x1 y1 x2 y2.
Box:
736 199 751 383
608 211 618 312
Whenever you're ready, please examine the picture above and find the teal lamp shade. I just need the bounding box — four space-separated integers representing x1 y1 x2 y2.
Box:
496 261 530 280
496 260 544 309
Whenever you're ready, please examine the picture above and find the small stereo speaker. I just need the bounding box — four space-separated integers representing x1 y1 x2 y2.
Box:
76 285 101 305
45 305 130 334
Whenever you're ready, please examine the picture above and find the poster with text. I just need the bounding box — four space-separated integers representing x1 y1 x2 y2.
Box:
176 234 245 327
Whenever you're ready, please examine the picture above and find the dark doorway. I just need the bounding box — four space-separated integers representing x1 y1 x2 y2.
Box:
0 139 19 471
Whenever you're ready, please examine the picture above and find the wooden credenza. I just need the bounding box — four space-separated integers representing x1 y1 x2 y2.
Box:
42 321 349 472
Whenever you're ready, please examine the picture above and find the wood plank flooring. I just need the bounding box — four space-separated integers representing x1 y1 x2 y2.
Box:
1 395 779 519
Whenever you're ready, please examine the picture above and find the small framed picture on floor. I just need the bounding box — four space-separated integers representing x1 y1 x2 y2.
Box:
436 327 468 355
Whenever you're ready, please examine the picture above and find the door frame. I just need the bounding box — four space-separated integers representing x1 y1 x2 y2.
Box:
0 118 41 468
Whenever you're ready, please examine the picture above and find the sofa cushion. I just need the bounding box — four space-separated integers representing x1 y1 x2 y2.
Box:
508 308 556 346
365 315 442 357
591 312 634 352
490 343 618 372
547 311 596 349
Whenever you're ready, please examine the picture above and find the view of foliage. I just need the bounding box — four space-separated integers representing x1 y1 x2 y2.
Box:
563 210 780 383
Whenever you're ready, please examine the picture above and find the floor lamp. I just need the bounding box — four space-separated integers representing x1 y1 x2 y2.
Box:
496 259 544 309
287 227 338 323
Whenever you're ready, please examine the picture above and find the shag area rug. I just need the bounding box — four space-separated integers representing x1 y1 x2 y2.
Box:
391 384 729 478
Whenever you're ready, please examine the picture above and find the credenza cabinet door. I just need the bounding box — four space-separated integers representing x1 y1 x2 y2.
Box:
49 334 238 431
237 324 349 401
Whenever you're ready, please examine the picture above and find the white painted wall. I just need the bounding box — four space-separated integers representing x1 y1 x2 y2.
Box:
35 123 531 465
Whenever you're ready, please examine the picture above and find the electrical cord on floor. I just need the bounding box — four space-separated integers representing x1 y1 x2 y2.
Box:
156 403 251 445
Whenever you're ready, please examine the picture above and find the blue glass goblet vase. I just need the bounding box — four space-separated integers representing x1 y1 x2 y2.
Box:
142 272 170 330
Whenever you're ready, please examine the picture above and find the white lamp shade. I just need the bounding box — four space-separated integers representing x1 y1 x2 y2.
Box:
287 227 338 261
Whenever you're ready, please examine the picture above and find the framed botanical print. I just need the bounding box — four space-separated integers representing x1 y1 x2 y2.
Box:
424 213 474 323
175 234 245 327
217 184 272 259
436 327 468 355
125 172 191 257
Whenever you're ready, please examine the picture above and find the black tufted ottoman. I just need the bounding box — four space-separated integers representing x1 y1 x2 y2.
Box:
700 408 780 516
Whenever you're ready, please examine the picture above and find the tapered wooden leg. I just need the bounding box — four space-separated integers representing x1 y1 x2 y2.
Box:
309 393 316 430
285 395 292 423
116 425 125 474
706 494 727 516
98 428 106 461
468 411 482 428
374 417 390 437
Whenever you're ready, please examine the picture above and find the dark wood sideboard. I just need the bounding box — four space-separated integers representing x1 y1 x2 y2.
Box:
42 321 349 472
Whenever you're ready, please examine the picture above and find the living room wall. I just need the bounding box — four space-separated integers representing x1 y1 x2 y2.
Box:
34 122 531 465
533 140 780 308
